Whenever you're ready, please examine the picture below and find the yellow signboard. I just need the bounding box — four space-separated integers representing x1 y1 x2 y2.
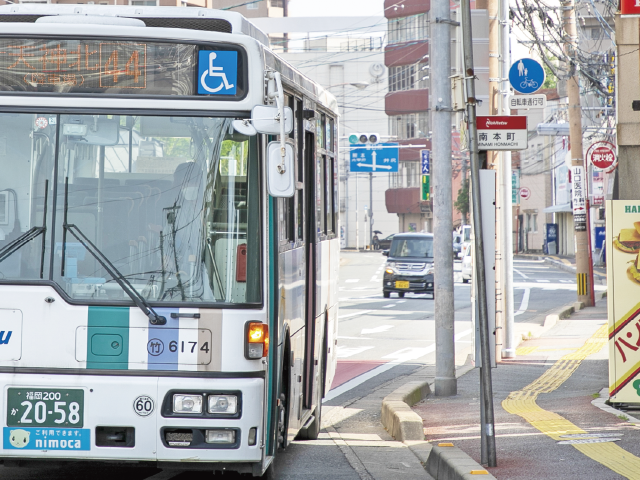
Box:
606 201 640 402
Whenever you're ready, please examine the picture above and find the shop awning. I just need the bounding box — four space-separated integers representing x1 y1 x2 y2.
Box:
542 203 572 213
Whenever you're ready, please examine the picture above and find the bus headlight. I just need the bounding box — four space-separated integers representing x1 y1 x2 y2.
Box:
208 395 238 414
173 394 203 414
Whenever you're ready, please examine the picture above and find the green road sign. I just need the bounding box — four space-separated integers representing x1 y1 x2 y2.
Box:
422 174 430 201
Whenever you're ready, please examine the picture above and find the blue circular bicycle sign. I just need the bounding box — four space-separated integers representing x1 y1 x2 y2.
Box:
509 58 545 94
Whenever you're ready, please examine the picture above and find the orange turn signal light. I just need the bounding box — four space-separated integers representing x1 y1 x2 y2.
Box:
245 322 269 359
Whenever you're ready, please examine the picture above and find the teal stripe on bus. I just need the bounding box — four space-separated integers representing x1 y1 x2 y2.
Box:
87 306 130 370
266 196 276 456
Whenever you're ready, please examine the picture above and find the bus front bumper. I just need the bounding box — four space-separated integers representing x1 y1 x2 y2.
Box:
0 373 265 465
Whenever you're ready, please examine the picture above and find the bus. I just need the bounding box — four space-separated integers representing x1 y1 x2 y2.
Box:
0 5 339 477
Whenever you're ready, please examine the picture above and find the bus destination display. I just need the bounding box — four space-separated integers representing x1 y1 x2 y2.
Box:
0 39 197 95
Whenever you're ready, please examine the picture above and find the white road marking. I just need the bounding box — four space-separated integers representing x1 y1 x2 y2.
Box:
336 346 374 358
513 268 529 279
536 279 550 283
324 328 473 402
515 266 550 270
514 288 530 317
338 310 373 319
338 336 373 340
370 276 378 282
345 279 360 283
560 280 575 283
382 304 396 308
361 325 393 335
396 300 407 304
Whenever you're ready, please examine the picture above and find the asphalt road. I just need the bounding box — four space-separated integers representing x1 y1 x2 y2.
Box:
0 252 592 479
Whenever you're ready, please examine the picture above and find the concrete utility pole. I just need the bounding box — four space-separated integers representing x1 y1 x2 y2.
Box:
501 0 516 358
562 0 595 306
461 0 497 465
432 0 456 396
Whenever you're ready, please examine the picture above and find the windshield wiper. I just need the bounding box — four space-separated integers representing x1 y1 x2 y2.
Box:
0 180 49 280
61 178 166 326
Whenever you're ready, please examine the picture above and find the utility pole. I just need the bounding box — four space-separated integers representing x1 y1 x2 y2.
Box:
461 0 497 466
501 0 516 358
562 0 595 306
432 0 456 396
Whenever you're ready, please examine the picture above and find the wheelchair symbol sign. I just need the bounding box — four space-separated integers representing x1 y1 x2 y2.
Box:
198 50 238 95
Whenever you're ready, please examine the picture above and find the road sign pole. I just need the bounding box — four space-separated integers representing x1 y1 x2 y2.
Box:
462 0 497 465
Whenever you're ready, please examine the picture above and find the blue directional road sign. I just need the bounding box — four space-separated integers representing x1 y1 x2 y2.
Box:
421 149 430 174
349 143 399 173
509 58 545 94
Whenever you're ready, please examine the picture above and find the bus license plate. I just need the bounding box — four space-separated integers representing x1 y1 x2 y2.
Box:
7 388 84 428
395 281 409 289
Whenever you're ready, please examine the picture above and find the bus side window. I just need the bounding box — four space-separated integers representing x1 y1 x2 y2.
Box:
331 117 338 233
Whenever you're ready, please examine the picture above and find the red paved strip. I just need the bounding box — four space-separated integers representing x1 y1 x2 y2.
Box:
330 360 386 390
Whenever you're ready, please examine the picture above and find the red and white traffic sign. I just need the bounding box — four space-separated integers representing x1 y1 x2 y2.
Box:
519 187 531 200
476 116 528 151
586 141 617 173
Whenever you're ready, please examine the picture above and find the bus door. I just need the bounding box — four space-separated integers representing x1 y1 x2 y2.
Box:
303 120 317 410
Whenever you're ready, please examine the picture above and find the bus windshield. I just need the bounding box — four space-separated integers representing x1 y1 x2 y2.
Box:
0 112 261 305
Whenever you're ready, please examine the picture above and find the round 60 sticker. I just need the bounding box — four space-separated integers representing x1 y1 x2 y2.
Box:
133 395 155 417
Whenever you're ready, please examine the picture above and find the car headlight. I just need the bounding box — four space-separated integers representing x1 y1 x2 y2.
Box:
173 394 203 414
208 395 238 414
385 262 396 274
426 264 434 275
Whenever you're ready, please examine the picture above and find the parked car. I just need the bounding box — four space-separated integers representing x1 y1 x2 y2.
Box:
460 243 472 283
378 233 395 250
382 233 434 298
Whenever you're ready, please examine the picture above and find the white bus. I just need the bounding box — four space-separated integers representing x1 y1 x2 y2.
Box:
0 5 339 476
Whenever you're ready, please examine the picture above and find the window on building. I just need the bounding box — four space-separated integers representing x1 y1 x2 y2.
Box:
130 0 157 5
388 13 429 44
532 214 538 233
247 0 260 9
389 62 429 92
590 27 601 40
389 113 429 140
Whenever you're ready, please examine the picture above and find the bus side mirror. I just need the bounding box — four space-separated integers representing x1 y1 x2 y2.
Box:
382 250 389 256
267 141 294 197
252 105 293 135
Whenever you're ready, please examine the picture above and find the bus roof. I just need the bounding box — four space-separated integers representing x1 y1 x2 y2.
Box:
0 5 270 46
0 5 338 115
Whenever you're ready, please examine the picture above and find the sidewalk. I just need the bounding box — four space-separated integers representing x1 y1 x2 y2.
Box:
515 252 607 284
407 296 640 479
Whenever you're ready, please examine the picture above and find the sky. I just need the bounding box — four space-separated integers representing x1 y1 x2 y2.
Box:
288 0 384 17
286 0 533 64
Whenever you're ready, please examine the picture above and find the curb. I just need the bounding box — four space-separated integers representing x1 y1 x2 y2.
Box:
544 256 576 274
541 302 576 331
426 444 497 480
381 380 431 442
